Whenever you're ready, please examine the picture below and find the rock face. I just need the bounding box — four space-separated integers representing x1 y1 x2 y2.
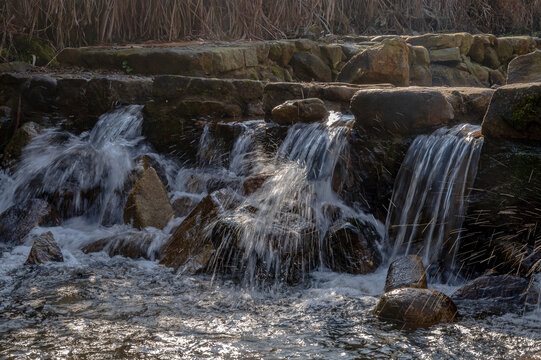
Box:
323 219 382 274
123 167 174 230
82 231 158 260
350 87 454 135
1 122 41 169
507 50 541 84
374 288 458 328
407 33 473 54
429 47 461 63
452 275 539 314
384 255 427 292
24 232 63 265
338 39 410 86
0 199 60 245
160 188 241 272
271 98 328 125
482 83 541 140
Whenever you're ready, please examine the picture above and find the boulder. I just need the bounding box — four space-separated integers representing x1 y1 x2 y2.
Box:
452 275 539 314
507 50 541 84
482 82 541 140
271 98 328 125
123 167 174 230
268 41 296 67
489 69 506 86
320 44 344 69
483 47 500 69
243 173 273 195
496 38 515 63
468 35 494 64
429 48 461 63
406 33 473 54
430 64 484 87
24 232 63 265
160 188 241 272
384 255 427 292
439 87 495 124
350 87 454 135
0 199 60 245
503 36 537 56
338 39 410 86
82 231 158 260
0 61 33 73
323 219 382 274
1 122 42 169
374 288 458 328
289 53 332 82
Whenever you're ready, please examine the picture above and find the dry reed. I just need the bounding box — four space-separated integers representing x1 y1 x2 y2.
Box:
1 0 541 51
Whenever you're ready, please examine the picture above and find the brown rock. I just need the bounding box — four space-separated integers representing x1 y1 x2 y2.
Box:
323 219 382 274
24 232 63 265
489 69 506 86
507 50 541 84
468 35 491 63
350 87 454 135
338 39 410 86
243 173 273 195
429 48 461 63
482 82 541 140
160 188 241 272
430 64 484 87
271 98 329 125
385 255 427 292
374 288 458 328
123 167 174 230
290 53 332 82
171 195 201 218
407 33 473 54
1 122 42 170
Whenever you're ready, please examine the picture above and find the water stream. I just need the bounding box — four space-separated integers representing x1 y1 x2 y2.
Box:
0 107 539 359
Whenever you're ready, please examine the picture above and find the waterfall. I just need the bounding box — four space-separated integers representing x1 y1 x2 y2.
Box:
210 113 381 285
1 106 148 224
385 124 484 272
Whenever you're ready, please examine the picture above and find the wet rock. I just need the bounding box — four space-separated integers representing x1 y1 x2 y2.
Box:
171 195 201 218
439 87 495 124
123 167 174 230
429 48 461 63
452 275 539 314
351 87 454 135
374 288 458 328
492 241 541 277
384 255 427 292
289 53 332 82
338 39 410 86
0 199 60 245
24 232 63 265
160 188 241 272
243 173 273 195
82 231 158 260
271 98 328 125
507 50 541 84
323 219 382 274
1 122 42 169
482 82 541 140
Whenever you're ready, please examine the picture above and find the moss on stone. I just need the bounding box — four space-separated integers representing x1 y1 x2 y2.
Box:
13 35 58 66
509 93 541 130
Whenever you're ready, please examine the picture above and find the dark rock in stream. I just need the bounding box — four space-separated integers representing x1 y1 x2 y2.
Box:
323 219 382 274
374 288 458 328
384 255 428 292
24 232 63 265
0 199 61 245
271 98 329 125
83 231 158 260
1 121 42 170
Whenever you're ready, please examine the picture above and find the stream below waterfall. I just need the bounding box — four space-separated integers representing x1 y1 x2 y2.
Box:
0 106 540 359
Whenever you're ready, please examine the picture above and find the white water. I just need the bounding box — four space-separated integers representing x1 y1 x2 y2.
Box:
0 108 540 359
385 124 484 273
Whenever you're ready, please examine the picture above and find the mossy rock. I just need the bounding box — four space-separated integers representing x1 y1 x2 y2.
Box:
13 35 58 67
509 93 541 131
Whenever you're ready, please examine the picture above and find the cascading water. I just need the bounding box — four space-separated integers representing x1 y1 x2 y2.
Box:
385 124 484 274
210 113 382 285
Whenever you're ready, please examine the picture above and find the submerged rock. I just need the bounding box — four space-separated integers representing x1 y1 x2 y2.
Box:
242 172 273 195
323 219 381 274
123 167 174 230
0 199 60 245
338 39 409 86
271 98 328 125
374 288 458 328
452 275 539 314
83 231 158 260
25 232 63 265
160 188 241 272
384 255 427 292
507 50 541 84
171 195 201 218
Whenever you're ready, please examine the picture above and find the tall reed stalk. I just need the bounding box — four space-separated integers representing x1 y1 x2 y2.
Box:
1 0 540 50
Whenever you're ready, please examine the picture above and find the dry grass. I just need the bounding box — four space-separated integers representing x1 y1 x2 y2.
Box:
1 0 541 50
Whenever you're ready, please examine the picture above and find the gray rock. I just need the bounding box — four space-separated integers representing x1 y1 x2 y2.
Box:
25 232 63 265
385 255 427 292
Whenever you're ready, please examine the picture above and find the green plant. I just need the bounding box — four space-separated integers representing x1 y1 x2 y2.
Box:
510 93 541 130
121 60 133 73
